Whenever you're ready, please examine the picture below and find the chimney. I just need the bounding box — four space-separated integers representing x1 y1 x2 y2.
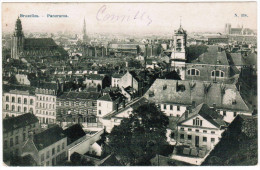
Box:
116 103 119 112
28 131 34 141
213 103 216 110
192 101 196 108
184 110 189 119
61 83 64 92
123 99 126 108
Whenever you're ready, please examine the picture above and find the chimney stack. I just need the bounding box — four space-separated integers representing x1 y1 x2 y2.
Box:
116 103 119 112
28 131 34 141
184 110 188 119
123 99 126 108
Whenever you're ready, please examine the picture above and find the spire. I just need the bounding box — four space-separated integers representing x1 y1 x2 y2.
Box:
14 16 23 37
180 16 182 28
83 17 86 35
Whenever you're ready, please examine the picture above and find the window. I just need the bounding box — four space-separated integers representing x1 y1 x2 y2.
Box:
46 97 48 101
211 138 215 143
30 99 33 105
62 143 64 150
234 112 237 117
18 106 21 112
41 153 45 162
18 97 21 104
46 151 50 159
187 68 200 76
24 98 27 104
211 70 224 78
188 128 192 131
24 107 27 112
99 102 101 107
203 130 207 133
195 129 199 132
10 138 13 147
203 137 207 142
180 127 184 131
6 104 9 110
12 105 15 111
164 104 166 110
188 135 192 140
99 110 101 115
15 136 19 145
211 131 215 134
46 161 49 166
180 134 184 139
177 106 180 111
43 97 45 101
4 140 8 148
6 96 9 102
12 97 15 102
52 148 55 155
223 111 226 116
57 145 60 153
193 118 202 126
170 105 173 110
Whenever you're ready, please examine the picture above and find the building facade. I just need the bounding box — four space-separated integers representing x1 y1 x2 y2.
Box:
3 89 36 118
3 113 40 164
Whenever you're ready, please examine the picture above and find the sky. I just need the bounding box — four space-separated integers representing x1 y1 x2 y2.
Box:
2 2 257 35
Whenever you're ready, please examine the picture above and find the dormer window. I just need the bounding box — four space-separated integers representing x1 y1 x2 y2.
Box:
149 91 154 97
232 99 237 105
193 117 202 126
187 69 200 76
163 85 167 90
211 70 224 78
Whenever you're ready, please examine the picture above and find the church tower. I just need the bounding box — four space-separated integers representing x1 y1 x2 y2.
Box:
82 18 89 43
11 17 24 59
170 22 187 80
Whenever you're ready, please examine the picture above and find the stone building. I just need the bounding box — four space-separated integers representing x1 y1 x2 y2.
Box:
3 113 40 164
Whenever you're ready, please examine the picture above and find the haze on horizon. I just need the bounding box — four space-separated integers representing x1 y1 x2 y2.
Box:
2 2 257 36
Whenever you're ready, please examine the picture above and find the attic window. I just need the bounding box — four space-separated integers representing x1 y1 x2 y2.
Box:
149 91 154 97
177 84 186 92
232 99 237 105
163 85 167 90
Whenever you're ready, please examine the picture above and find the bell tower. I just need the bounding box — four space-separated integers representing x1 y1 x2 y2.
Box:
170 19 187 80
11 17 24 59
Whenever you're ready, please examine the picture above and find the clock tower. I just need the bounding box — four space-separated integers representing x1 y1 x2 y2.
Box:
170 24 187 80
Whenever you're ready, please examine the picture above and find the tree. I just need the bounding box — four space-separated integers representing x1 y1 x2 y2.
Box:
108 103 169 165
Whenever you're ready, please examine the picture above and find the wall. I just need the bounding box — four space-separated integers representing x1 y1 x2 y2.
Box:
68 129 104 161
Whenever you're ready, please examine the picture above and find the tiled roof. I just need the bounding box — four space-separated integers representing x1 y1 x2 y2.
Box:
58 91 101 100
33 125 65 150
3 113 38 133
98 92 124 102
229 53 248 66
112 73 123 78
36 82 58 90
63 124 86 145
177 103 227 128
103 97 149 119
86 74 105 80
190 46 229 65
3 84 35 95
144 79 251 112
24 38 57 48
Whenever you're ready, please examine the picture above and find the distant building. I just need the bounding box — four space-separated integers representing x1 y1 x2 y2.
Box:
11 17 64 59
21 125 67 166
118 71 144 94
84 74 110 90
3 113 40 164
15 74 31 85
111 73 123 87
208 36 229 45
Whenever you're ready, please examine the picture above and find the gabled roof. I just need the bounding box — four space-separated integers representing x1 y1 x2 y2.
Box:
63 124 86 145
98 92 124 102
24 38 58 48
112 73 124 78
3 113 38 133
229 53 248 66
177 103 226 128
144 79 251 112
190 46 229 65
33 125 66 150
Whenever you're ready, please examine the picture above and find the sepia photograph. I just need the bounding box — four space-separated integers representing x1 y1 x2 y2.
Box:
1 0 258 167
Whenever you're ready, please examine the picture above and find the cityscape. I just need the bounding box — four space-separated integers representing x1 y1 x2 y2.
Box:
2 2 258 166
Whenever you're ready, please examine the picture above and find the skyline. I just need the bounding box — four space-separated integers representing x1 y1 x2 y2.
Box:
2 2 257 35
